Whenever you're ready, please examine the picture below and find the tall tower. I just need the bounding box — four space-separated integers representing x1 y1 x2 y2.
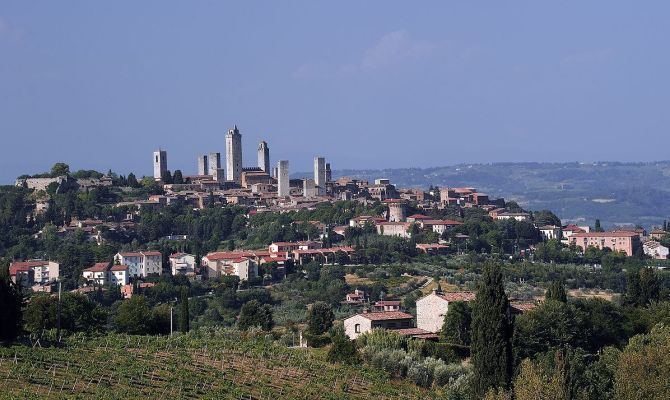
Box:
277 160 289 197
325 163 332 183
225 126 242 183
153 150 167 181
258 141 270 173
314 156 326 195
197 155 209 176
209 152 222 181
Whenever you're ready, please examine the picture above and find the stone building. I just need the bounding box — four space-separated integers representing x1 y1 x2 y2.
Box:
197 155 209 176
225 126 242 184
277 160 289 197
314 156 326 195
344 311 414 339
209 152 223 182
384 199 407 222
416 291 476 333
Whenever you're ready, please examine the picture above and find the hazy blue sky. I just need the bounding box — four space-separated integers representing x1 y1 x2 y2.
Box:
1 1 669 183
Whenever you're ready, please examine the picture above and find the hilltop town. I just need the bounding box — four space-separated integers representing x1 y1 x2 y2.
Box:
2 126 670 398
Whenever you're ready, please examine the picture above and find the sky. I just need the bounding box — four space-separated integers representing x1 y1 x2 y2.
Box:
1 1 669 183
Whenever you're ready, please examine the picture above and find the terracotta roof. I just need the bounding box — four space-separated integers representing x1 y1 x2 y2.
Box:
84 262 109 273
10 261 50 270
9 265 32 275
569 231 638 238
436 291 476 302
422 219 462 226
110 264 129 271
141 251 162 256
205 251 270 261
539 225 561 230
118 252 143 257
358 311 413 321
407 214 429 219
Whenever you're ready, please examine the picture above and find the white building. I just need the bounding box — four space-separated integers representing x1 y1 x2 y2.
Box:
201 254 258 281
539 225 562 241
110 264 130 286
226 126 242 184
82 262 110 286
277 160 289 197
495 212 531 221
644 241 669 260
115 251 163 277
169 253 197 275
9 260 60 289
416 291 476 333
344 311 414 340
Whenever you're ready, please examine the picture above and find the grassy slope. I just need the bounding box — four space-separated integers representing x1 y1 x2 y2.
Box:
0 331 430 400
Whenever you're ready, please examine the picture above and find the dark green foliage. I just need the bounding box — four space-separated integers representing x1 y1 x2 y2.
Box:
594 219 604 232
0 274 23 342
327 332 359 364
24 292 106 335
470 263 512 397
306 301 334 335
114 295 152 334
513 300 586 361
238 300 274 331
545 281 567 302
533 210 562 227
179 286 189 333
172 170 183 184
440 301 472 346
625 267 660 306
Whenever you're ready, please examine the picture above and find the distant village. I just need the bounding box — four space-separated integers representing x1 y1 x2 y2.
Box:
9 125 670 342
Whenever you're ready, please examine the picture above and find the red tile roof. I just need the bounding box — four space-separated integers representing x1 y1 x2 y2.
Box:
118 252 143 257
84 262 109 273
570 231 638 238
407 214 429 219
110 264 129 271
141 251 162 256
359 311 413 321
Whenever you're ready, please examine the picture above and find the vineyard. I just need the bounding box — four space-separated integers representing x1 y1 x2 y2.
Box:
0 330 429 399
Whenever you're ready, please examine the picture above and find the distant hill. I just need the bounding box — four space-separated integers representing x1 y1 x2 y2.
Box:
328 162 670 229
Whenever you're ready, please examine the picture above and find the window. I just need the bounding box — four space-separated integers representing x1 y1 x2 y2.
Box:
354 324 360 333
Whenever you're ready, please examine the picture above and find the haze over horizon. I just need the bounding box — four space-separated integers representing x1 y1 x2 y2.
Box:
2 1 669 183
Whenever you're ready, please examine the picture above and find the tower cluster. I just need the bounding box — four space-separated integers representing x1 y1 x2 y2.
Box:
152 125 332 198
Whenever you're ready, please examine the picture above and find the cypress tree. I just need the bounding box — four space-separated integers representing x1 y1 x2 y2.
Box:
179 286 189 333
594 219 603 232
545 281 568 302
470 263 512 397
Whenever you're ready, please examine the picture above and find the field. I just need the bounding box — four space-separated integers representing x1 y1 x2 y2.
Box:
0 330 429 400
